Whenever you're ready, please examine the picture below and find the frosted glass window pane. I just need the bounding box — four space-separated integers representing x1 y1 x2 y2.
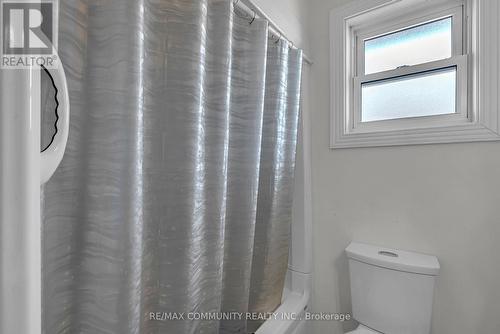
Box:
365 18 452 74
361 68 456 122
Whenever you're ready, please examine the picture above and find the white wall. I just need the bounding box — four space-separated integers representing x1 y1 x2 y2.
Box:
308 1 500 334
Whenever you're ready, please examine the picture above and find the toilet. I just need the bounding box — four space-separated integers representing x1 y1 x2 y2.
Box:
345 242 440 334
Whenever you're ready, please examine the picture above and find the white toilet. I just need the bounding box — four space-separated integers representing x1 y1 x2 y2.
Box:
345 242 440 334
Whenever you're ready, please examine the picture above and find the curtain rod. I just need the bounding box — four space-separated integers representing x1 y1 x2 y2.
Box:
233 0 313 65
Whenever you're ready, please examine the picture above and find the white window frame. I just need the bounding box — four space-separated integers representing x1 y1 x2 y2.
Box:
353 5 466 132
330 0 500 148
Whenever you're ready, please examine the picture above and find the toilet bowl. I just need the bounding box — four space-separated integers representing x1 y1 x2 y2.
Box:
345 242 440 334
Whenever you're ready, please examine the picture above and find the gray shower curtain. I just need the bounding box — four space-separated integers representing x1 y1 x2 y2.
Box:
41 1 302 333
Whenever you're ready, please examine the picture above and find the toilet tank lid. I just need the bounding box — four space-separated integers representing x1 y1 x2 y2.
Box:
345 242 440 276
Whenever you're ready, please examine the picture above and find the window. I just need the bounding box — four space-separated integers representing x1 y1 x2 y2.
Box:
360 67 457 122
330 0 500 148
363 17 453 75
352 5 467 131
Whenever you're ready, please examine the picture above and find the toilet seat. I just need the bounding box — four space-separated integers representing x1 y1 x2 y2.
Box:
346 324 383 334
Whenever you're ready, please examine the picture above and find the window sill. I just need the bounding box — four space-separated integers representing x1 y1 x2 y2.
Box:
332 121 500 148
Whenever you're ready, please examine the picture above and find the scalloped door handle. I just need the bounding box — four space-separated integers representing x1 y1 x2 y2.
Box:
40 55 70 185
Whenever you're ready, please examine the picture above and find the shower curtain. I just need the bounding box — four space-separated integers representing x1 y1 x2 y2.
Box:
41 1 302 333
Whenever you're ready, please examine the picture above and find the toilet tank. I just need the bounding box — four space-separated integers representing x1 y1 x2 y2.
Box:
346 242 440 334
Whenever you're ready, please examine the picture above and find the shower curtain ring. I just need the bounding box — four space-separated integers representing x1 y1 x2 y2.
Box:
249 10 256 24
275 32 282 43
